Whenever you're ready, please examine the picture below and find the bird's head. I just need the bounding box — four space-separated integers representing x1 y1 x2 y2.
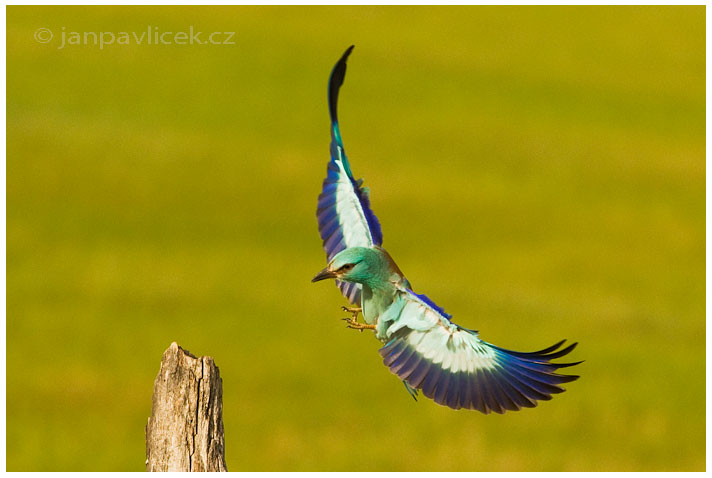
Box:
311 247 376 285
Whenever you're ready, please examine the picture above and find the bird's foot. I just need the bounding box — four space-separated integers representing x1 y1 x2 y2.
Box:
342 316 376 332
341 306 362 315
340 305 371 331
341 306 363 323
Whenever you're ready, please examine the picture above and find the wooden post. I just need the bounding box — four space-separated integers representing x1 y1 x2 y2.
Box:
145 342 227 472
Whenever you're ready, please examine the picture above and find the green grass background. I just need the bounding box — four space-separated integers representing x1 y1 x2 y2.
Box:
7 5 705 471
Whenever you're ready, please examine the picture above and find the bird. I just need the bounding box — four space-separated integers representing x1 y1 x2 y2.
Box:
312 45 581 413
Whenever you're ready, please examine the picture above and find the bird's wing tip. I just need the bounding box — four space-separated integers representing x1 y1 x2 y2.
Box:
328 45 357 125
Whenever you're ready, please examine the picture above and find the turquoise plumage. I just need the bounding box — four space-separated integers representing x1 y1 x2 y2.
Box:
313 46 581 413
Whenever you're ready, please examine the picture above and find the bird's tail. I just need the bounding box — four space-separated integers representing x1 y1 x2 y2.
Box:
403 380 419 402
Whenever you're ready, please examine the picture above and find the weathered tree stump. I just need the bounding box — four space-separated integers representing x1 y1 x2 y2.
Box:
145 342 227 472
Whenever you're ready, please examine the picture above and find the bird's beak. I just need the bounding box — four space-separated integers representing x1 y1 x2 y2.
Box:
311 267 337 283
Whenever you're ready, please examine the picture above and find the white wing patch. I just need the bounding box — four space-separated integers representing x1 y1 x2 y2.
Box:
384 290 497 373
333 156 373 248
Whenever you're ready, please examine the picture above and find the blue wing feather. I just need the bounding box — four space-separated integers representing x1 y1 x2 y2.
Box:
378 290 581 412
408 290 452 319
317 46 384 304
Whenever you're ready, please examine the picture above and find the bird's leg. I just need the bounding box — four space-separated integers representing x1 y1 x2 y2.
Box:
340 306 374 332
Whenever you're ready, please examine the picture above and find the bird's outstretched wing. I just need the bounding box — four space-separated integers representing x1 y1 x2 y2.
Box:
317 45 383 304
378 290 581 412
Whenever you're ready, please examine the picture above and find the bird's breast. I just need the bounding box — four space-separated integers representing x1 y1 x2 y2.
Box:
361 286 377 325
361 284 397 326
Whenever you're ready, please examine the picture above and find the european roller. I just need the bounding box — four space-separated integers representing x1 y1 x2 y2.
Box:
312 46 581 413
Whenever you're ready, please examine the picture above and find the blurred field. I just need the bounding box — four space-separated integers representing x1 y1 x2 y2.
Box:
6 6 705 471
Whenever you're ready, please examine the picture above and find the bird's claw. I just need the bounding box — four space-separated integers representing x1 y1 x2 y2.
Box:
342 317 375 332
338 305 371 331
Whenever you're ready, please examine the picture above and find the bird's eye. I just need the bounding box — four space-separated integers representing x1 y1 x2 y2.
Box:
339 263 355 272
